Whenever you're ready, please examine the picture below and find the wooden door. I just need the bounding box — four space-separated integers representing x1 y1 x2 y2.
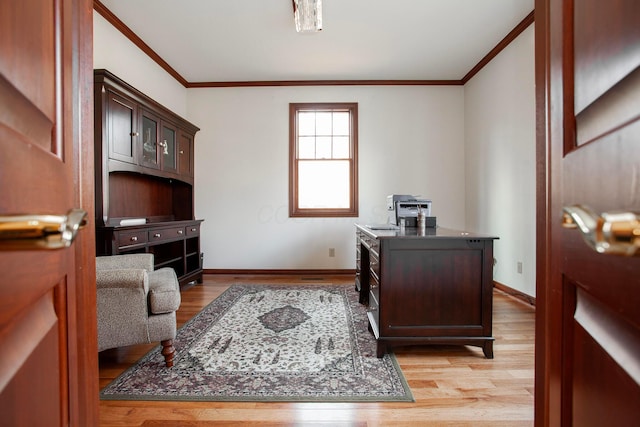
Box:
0 0 98 425
535 0 640 425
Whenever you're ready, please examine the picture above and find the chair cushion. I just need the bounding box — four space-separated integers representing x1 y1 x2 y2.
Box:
148 267 181 314
96 253 154 272
96 269 148 292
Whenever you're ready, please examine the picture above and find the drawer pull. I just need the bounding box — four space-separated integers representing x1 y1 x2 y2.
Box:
177 230 183 235
154 233 161 238
191 227 197 232
130 236 138 242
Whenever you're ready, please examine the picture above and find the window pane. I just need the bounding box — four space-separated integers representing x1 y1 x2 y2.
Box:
290 102 357 217
298 112 316 136
298 160 350 208
316 136 332 159
316 112 332 135
332 136 350 158
333 112 350 135
298 136 315 159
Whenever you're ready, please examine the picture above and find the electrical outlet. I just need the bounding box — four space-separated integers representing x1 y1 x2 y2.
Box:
329 248 335 257
517 261 523 274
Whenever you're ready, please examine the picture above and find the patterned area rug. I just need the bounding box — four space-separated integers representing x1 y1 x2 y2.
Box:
100 284 413 402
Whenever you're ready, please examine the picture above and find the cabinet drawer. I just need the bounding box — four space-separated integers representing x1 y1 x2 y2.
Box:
370 269 380 288
362 235 380 256
117 230 147 248
368 287 380 330
369 251 380 280
148 226 185 243
185 223 200 236
369 238 380 255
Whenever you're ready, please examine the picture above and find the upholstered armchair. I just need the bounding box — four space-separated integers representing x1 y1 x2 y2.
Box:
96 253 181 367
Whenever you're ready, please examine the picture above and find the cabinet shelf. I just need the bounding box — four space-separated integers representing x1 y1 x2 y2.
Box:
156 257 183 269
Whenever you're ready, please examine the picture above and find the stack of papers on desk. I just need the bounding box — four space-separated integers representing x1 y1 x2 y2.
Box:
366 224 399 230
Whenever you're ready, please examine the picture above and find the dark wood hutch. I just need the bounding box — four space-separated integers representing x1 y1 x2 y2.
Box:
94 69 203 286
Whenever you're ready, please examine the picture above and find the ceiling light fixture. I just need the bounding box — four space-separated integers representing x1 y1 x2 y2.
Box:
292 0 322 33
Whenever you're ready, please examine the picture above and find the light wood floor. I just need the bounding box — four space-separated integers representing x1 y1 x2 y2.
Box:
99 274 535 426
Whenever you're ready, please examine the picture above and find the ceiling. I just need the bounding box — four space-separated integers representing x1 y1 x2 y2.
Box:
97 0 534 85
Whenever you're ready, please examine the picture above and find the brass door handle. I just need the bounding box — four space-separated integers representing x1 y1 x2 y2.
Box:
562 205 640 256
0 209 87 250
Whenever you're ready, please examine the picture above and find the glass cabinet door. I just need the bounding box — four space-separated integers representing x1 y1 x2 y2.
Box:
140 111 160 169
161 123 177 172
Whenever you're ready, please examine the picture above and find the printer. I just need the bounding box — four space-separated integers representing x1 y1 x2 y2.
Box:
387 194 436 227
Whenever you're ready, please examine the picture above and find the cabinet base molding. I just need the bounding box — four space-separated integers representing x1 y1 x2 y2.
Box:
366 314 494 358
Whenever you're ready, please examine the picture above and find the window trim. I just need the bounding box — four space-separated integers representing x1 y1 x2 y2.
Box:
289 102 359 218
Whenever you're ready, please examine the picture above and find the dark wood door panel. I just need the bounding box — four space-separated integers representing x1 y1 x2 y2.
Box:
575 67 640 147
566 118 640 211
563 233 640 322
386 249 483 328
108 91 137 164
0 75 54 154
574 0 640 114
571 289 640 426
0 291 62 426
178 131 194 177
0 0 56 123
0 252 68 326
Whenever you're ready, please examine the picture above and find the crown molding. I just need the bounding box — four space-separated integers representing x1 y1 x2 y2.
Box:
94 1 534 88
461 10 535 84
187 79 464 88
93 0 189 87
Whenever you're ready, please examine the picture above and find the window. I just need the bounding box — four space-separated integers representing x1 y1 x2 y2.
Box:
289 103 358 217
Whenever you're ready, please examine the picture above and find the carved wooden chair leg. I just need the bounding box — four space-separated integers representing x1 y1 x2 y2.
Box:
161 339 175 367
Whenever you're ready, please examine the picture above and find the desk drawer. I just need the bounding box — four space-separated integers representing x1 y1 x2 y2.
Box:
369 249 380 280
149 226 185 243
117 230 147 248
368 287 380 328
363 236 380 257
185 223 200 236
370 269 380 292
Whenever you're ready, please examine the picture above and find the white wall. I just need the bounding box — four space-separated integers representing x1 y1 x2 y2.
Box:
93 12 188 117
188 86 465 269
464 25 536 297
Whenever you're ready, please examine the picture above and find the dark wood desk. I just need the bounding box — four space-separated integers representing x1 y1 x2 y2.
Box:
355 224 498 358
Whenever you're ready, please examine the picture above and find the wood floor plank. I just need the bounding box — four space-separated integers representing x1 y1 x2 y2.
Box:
99 274 535 426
